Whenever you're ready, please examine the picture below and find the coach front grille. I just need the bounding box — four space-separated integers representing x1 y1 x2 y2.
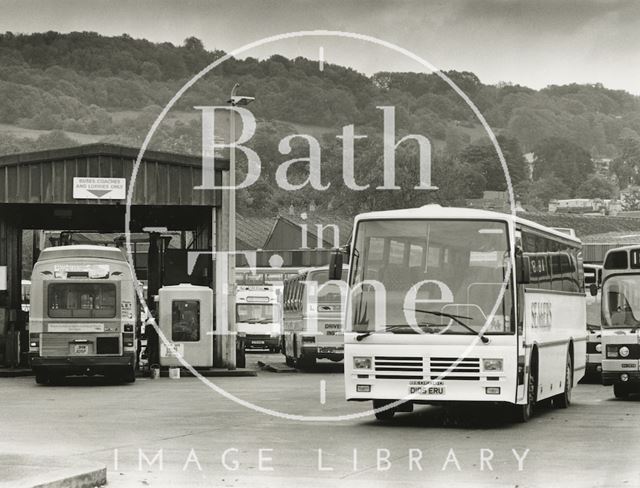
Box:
374 356 424 379
428 357 480 380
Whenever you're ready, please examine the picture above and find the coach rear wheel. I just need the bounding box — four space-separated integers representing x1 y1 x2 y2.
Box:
554 352 573 409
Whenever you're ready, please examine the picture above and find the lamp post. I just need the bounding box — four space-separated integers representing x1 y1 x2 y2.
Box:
225 84 254 369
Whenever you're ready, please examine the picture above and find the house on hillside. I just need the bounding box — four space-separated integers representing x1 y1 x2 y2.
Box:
466 191 524 213
548 198 621 216
620 186 640 211
593 157 613 179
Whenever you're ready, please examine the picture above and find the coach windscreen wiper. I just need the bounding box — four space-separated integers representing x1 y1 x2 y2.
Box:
411 308 490 344
355 323 441 341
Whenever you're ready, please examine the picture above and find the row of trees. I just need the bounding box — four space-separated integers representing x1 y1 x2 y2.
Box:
1 32 640 155
1 32 640 214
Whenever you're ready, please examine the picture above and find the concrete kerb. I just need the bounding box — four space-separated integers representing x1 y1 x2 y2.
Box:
0 454 106 488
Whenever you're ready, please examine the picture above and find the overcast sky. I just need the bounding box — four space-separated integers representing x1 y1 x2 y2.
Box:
1 0 639 94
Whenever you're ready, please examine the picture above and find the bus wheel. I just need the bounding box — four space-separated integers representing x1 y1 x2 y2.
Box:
373 400 395 421
514 362 537 422
35 371 49 385
614 384 630 399
123 366 136 384
236 348 247 369
554 352 573 409
296 354 316 370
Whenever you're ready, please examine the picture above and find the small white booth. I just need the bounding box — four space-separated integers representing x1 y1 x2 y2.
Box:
158 284 214 368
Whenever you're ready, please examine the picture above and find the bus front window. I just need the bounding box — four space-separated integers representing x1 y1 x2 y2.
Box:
236 304 277 324
602 275 640 327
350 219 513 335
307 270 345 304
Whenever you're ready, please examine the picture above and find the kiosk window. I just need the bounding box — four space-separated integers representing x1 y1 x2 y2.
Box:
172 300 200 342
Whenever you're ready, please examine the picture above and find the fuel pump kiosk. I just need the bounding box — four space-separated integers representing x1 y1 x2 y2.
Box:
158 284 213 368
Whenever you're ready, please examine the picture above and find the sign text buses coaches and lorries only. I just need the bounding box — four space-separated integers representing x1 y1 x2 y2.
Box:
73 177 126 199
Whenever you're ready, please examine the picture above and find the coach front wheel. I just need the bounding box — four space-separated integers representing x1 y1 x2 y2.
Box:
514 362 537 422
373 400 396 421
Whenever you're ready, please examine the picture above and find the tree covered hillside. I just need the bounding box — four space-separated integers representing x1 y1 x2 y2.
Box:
1 31 640 215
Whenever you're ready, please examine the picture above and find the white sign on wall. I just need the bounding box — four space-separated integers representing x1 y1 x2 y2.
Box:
0 266 6 291
73 177 126 199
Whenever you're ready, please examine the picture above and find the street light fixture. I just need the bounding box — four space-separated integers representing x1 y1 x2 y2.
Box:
226 83 253 369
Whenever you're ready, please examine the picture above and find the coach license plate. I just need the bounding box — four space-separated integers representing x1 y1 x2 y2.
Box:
409 385 445 395
252 340 265 345
73 344 89 354
409 381 445 396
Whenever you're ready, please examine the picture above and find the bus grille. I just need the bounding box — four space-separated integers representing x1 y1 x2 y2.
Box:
374 356 424 380
429 357 480 381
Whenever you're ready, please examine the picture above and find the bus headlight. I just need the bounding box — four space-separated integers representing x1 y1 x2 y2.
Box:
595 343 602 353
619 346 630 358
353 356 372 370
482 358 503 372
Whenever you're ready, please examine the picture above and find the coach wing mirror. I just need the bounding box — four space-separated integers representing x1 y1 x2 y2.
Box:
515 252 530 285
329 250 344 281
589 283 599 297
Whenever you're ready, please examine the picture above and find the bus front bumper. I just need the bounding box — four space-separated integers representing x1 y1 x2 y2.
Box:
302 344 344 361
586 353 602 376
30 353 135 375
601 359 639 385
245 335 279 349
602 371 640 385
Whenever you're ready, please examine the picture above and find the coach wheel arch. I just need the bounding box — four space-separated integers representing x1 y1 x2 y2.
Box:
568 340 574 373
529 346 539 402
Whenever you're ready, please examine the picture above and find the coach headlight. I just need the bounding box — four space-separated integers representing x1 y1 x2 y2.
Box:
619 346 630 358
595 343 602 353
353 356 372 370
482 358 503 372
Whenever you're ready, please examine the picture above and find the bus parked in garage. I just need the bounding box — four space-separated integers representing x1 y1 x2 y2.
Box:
600 246 640 398
29 245 138 384
584 264 603 379
337 205 586 422
236 284 282 351
282 265 348 369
